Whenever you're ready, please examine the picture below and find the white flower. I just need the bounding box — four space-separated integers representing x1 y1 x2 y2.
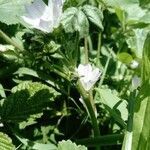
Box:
130 60 139 69
22 0 64 32
132 75 141 90
77 64 102 91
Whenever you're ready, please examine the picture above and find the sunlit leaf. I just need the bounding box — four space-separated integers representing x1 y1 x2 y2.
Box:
132 33 150 150
58 140 87 150
0 132 15 150
82 5 103 30
95 88 128 128
0 0 32 25
61 7 89 37
126 29 149 59
117 52 133 64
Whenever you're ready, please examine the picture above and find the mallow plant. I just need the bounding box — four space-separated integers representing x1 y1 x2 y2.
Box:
0 0 150 150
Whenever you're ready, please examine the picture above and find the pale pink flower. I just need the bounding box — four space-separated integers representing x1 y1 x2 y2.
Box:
77 64 102 91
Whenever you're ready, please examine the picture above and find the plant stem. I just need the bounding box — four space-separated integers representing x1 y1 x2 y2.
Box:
122 91 136 150
84 37 89 64
96 32 102 66
87 36 93 52
77 81 100 137
0 29 24 51
76 134 124 147
99 56 110 86
94 56 110 102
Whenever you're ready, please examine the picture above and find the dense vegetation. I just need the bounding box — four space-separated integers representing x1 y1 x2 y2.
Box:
0 0 150 149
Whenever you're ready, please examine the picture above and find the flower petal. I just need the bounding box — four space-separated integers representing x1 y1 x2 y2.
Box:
22 16 39 26
91 68 101 82
52 0 64 27
38 19 53 32
25 0 46 19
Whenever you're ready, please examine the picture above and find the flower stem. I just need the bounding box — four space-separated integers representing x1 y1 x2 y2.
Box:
96 32 102 67
77 81 100 137
84 37 89 64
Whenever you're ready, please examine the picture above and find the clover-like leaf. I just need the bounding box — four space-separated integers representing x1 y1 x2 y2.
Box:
61 7 89 37
82 5 103 30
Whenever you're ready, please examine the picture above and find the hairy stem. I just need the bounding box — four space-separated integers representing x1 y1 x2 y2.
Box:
77 81 100 137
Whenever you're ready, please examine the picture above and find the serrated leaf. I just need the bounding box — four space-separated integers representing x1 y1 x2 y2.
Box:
82 5 103 30
58 140 87 150
95 88 128 128
1 81 59 123
0 0 31 25
0 132 15 150
61 7 89 38
132 33 150 150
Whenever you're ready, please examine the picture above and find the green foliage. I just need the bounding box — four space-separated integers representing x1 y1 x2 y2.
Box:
104 0 149 26
132 33 150 150
117 52 133 64
96 88 128 127
0 0 150 149
1 81 59 123
82 5 103 30
17 135 57 150
58 140 87 150
0 0 31 25
0 132 15 150
126 29 149 59
61 5 103 37
61 7 89 38
139 0 150 8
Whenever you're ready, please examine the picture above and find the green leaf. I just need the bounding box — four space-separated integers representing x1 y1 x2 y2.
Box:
104 0 148 25
95 88 128 128
126 29 149 59
0 83 6 98
139 0 150 8
117 52 133 64
58 140 87 150
16 135 57 150
61 7 89 37
132 33 150 150
1 81 59 123
82 5 103 30
0 132 15 150
0 0 31 25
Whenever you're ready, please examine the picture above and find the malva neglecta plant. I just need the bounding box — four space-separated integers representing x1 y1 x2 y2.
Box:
0 0 150 150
